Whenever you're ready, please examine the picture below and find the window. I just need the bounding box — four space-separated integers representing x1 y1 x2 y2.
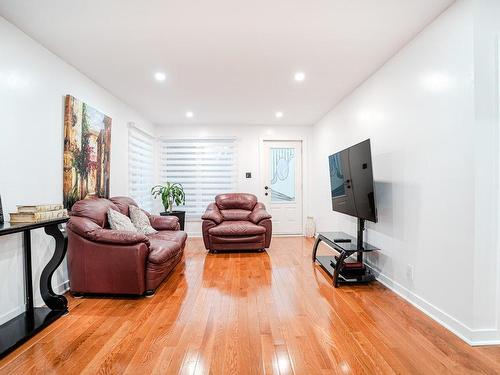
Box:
128 125 155 211
159 138 237 218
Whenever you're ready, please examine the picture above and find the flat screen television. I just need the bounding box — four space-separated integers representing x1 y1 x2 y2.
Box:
328 139 377 223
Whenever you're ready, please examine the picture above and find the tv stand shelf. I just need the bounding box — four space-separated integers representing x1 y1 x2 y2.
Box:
312 229 379 287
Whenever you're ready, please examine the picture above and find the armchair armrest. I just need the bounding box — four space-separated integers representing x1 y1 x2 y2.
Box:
249 203 271 224
67 216 150 246
149 215 180 231
201 202 223 224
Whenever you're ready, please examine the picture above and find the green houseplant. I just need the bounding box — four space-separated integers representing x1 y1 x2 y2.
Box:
151 182 186 229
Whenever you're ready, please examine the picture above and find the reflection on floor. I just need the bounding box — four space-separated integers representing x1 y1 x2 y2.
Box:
1 237 499 374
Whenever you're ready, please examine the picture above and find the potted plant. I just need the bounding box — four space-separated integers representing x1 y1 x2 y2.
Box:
151 182 186 230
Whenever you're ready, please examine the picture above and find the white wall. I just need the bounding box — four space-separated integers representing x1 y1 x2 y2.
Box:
471 0 500 344
154 124 312 235
310 0 499 345
0 17 154 324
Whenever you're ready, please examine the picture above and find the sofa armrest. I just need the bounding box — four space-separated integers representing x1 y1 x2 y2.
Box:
201 202 223 224
249 203 271 224
149 215 180 231
67 229 150 295
67 216 150 246
259 218 272 248
201 219 217 250
67 216 101 238
86 229 150 245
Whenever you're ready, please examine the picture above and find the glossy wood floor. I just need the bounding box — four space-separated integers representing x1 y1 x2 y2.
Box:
1 237 499 374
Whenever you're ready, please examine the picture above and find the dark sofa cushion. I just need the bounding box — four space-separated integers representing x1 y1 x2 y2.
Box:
148 230 187 245
215 193 257 210
147 238 181 264
70 198 119 228
208 221 266 236
110 196 139 216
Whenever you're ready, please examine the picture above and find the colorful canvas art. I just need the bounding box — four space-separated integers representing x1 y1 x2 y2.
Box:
63 95 111 209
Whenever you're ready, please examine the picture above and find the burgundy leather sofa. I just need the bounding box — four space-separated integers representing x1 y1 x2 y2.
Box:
201 193 272 252
67 196 187 296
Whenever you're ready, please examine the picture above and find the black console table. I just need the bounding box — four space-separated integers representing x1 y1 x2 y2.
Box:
0 218 69 358
312 230 379 287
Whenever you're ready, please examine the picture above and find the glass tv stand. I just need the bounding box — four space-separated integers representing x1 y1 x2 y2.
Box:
312 230 379 287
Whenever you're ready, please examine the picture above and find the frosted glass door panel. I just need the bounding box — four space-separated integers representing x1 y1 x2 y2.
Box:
269 148 295 203
262 140 302 234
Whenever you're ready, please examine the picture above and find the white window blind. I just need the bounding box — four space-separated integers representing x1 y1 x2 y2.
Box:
160 138 237 218
128 126 155 211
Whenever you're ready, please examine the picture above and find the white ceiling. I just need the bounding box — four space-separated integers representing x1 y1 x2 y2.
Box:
0 0 454 126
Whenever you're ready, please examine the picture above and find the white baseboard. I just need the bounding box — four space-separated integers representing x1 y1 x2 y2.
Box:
0 305 25 325
0 279 70 325
367 263 500 346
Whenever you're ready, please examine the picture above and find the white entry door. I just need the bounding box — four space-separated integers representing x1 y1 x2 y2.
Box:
262 140 303 235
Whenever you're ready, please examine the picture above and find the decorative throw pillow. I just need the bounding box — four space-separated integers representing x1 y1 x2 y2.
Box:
107 208 137 232
129 205 157 234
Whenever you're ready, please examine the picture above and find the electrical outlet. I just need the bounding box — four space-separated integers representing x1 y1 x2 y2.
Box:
406 264 414 281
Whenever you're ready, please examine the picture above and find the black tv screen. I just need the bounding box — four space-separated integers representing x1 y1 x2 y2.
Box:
328 139 377 222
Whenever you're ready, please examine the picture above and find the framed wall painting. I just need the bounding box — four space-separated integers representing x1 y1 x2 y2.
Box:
63 95 112 209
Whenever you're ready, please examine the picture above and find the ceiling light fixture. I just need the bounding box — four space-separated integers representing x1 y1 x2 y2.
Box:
185 111 194 118
154 72 166 81
275 111 283 119
294 71 306 82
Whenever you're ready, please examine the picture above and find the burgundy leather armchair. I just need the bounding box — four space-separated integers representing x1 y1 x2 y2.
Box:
67 196 187 296
201 193 272 252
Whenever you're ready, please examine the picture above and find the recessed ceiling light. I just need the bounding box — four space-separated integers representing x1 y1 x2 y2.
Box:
154 72 166 81
294 71 306 82
185 111 194 118
275 111 283 118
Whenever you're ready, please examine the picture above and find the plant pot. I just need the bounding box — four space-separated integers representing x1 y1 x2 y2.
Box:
160 210 186 230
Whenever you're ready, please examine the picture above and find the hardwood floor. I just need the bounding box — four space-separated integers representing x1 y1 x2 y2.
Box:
1 236 499 374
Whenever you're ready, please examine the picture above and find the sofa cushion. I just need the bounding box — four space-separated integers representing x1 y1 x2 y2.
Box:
215 193 257 211
147 238 181 264
129 205 157 234
148 230 187 245
70 198 119 228
208 221 266 236
110 196 139 216
220 209 251 221
107 208 137 232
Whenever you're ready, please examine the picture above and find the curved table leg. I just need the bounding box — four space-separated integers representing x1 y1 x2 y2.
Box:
41 224 68 311
332 251 347 288
312 236 322 262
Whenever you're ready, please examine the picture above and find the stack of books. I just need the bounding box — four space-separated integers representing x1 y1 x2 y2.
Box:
9 204 68 223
